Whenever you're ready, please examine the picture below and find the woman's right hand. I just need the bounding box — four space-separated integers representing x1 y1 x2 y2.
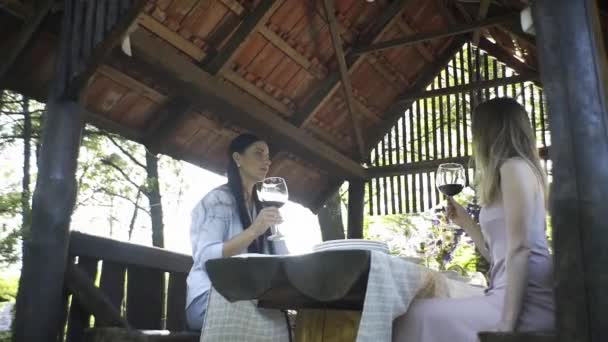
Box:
251 207 283 236
446 197 473 229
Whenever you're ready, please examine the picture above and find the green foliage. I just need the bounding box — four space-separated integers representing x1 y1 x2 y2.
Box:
0 277 19 302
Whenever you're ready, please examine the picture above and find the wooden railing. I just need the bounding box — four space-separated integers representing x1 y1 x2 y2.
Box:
61 231 195 342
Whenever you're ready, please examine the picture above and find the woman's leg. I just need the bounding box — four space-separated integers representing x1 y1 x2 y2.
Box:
186 291 210 331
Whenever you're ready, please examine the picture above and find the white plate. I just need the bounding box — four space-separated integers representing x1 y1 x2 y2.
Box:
233 253 275 258
316 239 386 246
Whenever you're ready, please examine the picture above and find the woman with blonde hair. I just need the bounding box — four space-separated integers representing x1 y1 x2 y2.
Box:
394 97 554 341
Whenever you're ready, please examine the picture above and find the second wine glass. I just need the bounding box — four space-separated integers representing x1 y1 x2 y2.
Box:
436 163 466 227
256 177 288 241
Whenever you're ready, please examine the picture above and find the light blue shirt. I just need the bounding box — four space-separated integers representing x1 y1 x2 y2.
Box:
186 184 287 308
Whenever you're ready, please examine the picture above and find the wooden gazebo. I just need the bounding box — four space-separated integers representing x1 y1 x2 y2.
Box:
1 0 607 341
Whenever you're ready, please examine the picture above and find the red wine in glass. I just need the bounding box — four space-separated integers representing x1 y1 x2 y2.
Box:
438 184 464 197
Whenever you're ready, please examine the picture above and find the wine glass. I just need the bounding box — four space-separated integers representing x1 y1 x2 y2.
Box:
436 163 466 227
256 177 289 241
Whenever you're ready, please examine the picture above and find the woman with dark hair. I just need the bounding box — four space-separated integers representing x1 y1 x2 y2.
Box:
394 98 554 341
185 133 286 331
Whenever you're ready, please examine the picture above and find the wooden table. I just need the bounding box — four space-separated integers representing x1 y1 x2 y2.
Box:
206 250 371 341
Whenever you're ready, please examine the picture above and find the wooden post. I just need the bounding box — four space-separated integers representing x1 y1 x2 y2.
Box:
13 0 84 340
532 1 608 342
347 180 365 239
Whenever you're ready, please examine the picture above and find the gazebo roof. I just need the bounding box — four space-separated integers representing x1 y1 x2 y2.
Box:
2 0 606 210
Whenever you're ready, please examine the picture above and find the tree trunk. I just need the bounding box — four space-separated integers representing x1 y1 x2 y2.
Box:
317 191 345 241
21 96 32 251
145 151 164 248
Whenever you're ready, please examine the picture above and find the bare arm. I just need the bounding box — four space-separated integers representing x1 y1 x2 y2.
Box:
222 207 283 257
447 197 490 261
499 159 537 331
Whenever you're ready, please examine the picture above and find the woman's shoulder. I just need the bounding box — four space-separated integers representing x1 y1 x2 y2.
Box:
196 184 235 210
500 157 534 174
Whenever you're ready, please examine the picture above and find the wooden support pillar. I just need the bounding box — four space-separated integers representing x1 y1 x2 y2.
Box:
317 190 346 241
532 1 608 342
347 180 365 239
13 100 84 341
13 0 84 340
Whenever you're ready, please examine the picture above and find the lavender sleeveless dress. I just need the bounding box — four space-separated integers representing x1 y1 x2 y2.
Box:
393 190 555 341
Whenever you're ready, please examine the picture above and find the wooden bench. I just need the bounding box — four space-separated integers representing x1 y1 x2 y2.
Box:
478 332 557 342
61 231 198 342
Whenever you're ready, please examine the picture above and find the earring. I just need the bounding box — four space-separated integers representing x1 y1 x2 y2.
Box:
236 163 241 168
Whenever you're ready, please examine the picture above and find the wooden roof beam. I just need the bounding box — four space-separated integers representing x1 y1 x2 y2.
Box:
130 29 367 179
205 0 282 75
0 0 53 83
472 0 492 45
323 0 366 160
290 0 410 128
367 146 549 178
351 13 519 55
397 72 538 103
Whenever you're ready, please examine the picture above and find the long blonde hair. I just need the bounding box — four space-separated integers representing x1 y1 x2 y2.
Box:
472 97 547 204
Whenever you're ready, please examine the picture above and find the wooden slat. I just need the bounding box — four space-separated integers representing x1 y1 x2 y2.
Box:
166 272 188 331
477 38 538 76
94 0 107 46
206 0 282 74
323 0 366 160
539 89 547 147
64 262 130 329
416 101 424 212
137 14 207 61
126 266 163 329
69 0 147 98
130 29 367 179
0 0 32 19
257 25 325 79
529 84 537 143
67 257 99 342
99 261 126 316
0 0 54 81
351 14 519 55
453 55 462 157
69 232 193 273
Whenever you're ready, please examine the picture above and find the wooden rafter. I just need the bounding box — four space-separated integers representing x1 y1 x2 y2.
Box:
351 13 519 55
0 0 53 83
323 0 366 160
472 0 492 45
205 0 282 75
130 29 367 179
0 0 32 20
290 0 410 128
